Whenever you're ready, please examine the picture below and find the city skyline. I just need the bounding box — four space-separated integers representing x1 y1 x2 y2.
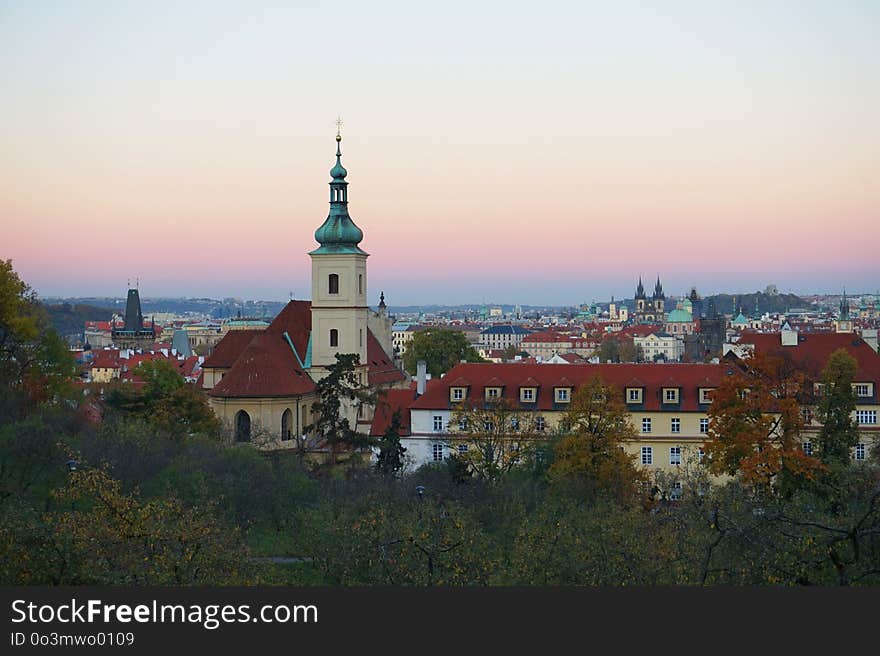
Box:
3 1 878 305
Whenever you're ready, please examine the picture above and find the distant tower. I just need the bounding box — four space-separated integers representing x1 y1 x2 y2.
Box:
635 277 647 314
834 289 853 333
652 276 665 317
111 286 157 349
688 287 703 318
309 129 369 375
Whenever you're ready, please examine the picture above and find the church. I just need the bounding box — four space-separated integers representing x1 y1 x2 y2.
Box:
199 132 406 446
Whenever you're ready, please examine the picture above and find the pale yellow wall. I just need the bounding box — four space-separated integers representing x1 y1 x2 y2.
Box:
209 395 316 449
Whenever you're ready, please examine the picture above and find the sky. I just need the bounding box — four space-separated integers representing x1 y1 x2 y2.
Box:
1 1 878 306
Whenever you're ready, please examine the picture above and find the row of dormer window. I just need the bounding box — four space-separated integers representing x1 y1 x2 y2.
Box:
449 385 715 405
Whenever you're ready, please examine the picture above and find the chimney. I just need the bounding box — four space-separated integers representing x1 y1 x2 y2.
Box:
416 360 427 396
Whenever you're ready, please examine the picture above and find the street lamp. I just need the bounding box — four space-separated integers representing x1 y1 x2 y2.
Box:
415 485 425 500
66 459 79 473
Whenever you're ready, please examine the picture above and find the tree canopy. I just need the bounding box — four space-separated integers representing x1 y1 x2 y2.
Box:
403 328 483 377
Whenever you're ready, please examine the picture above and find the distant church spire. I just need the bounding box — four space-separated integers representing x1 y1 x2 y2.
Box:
635 277 645 300
840 289 850 319
311 126 366 255
653 276 664 299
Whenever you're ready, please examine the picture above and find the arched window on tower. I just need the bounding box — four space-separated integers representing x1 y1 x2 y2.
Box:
330 329 339 347
358 274 363 295
329 273 339 294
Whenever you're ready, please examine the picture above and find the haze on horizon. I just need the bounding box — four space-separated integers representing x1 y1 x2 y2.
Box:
2 1 878 307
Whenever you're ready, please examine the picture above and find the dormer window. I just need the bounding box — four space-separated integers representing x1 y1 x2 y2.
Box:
485 387 501 401
627 388 643 404
699 388 714 404
853 383 872 397
663 388 679 404
520 387 536 402
450 387 466 402
555 387 571 403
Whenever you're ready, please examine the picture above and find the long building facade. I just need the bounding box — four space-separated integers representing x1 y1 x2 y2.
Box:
381 330 880 477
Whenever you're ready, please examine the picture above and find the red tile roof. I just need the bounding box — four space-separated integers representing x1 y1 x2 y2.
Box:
367 330 406 386
208 331 316 398
369 388 415 437
737 332 880 382
411 362 728 412
206 300 403 398
202 330 263 368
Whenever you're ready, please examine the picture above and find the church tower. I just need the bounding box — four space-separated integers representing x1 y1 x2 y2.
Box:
309 130 369 374
635 277 646 314
834 289 853 334
652 276 665 316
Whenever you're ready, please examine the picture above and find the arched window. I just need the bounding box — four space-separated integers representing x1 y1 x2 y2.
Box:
329 274 339 294
235 410 251 443
330 329 339 347
281 408 292 441
358 274 363 295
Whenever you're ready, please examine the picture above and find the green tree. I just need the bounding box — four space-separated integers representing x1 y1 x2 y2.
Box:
816 349 861 467
375 409 407 477
548 376 648 502
403 329 483 377
306 353 375 462
450 399 537 482
0 260 76 411
105 360 220 438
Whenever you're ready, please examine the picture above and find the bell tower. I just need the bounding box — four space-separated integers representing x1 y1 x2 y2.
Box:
309 126 369 373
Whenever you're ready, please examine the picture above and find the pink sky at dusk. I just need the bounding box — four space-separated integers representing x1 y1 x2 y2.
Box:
2 1 878 305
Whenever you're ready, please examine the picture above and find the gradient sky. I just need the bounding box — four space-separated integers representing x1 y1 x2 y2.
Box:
2 1 878 306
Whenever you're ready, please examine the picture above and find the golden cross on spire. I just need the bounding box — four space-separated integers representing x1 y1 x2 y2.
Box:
335 116 343 138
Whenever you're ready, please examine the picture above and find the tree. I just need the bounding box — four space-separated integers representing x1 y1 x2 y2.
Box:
305 353 375 463
547 376 648 502
704 353 825 493
815 349 860 467
403 329 483 378
594 335 640 363
449 399 537 482
0 260 76 411
375 409 407 477
105 359 220 438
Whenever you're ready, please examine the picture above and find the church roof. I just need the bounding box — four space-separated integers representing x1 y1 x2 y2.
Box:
208 331 316 398
666 309 693 323
311 135 367 255
202 329 263 368
206 299 403 397
367 330 406 386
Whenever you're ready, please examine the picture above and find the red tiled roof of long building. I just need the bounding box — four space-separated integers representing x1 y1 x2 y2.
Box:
410 362 729 412
737 332 880 382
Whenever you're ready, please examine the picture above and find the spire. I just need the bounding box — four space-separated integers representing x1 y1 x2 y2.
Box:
840 289 850 319
378 291 386 310
123 288 144 332
635 277 645 300
653 276 664 299
311 127 366 255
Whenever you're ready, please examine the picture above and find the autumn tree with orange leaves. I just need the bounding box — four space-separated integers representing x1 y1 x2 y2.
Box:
703 353 825 494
